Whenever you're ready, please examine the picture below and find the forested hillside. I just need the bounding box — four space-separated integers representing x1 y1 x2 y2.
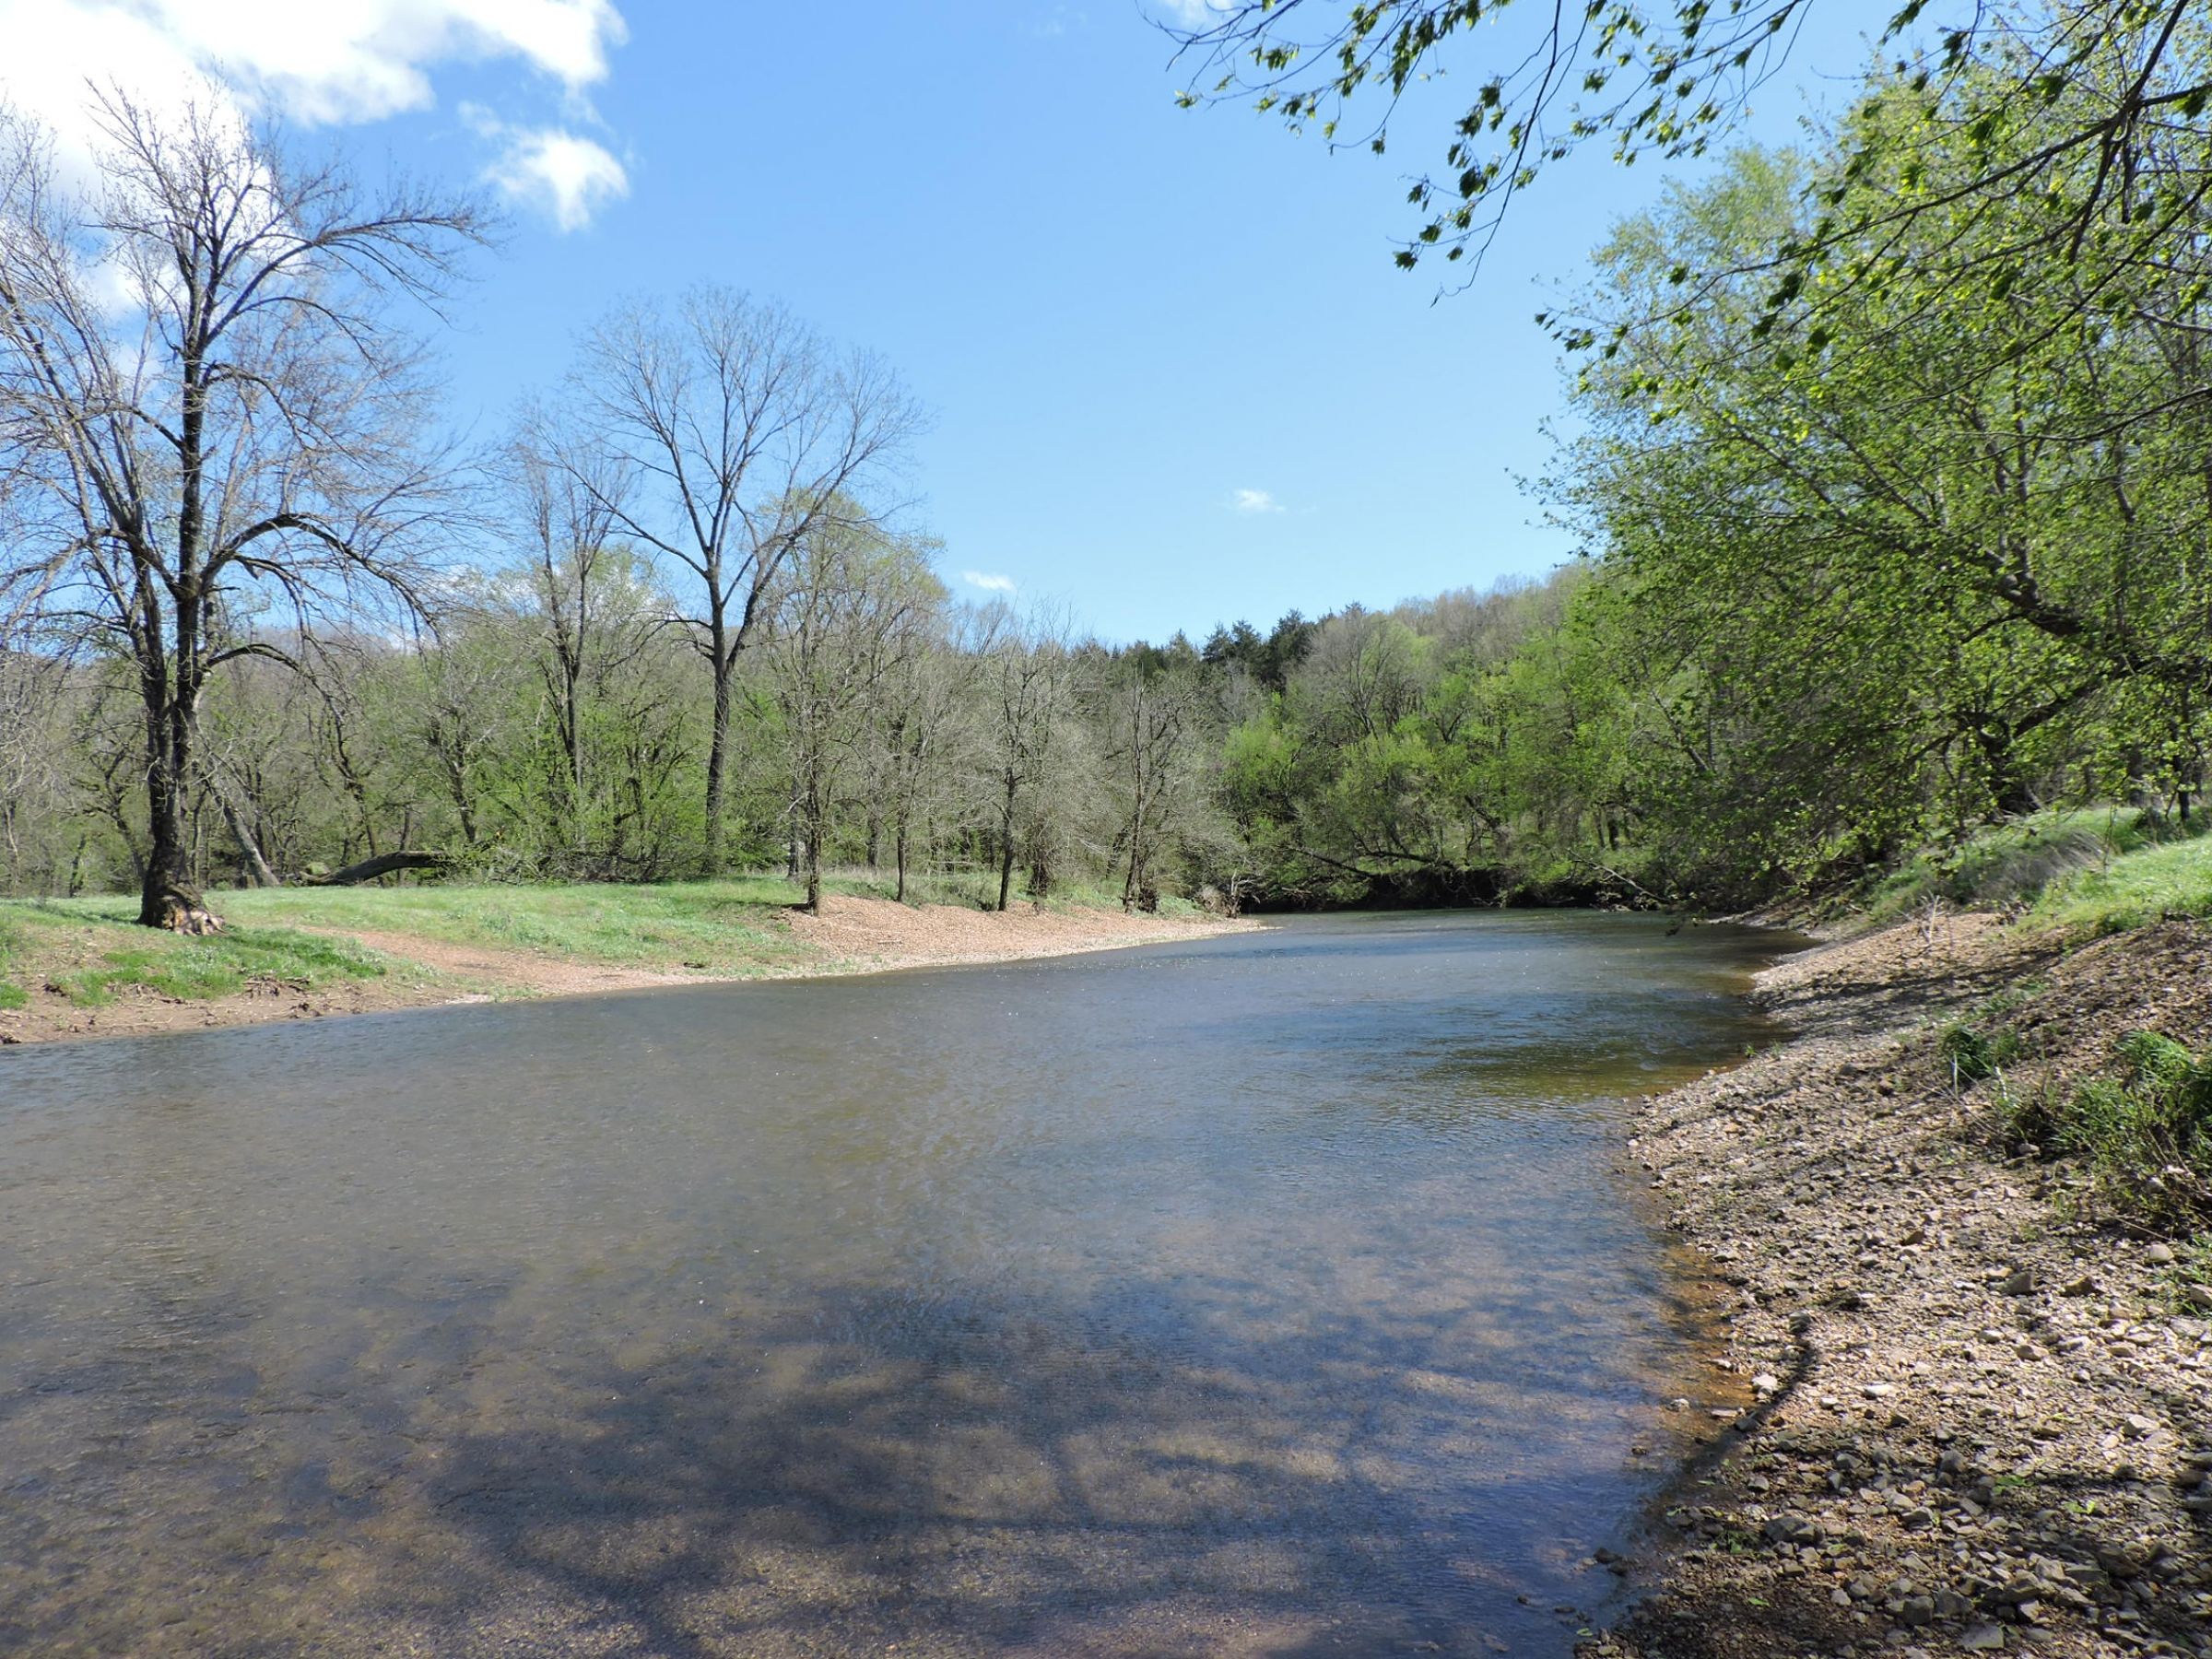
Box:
5 5 2207 919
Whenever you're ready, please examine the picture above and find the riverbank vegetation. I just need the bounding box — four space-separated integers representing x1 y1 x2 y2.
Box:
5 6 2208 928
0 876 1234 1041
0 900 397 1014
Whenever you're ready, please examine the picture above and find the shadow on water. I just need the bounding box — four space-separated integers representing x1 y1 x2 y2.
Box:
0 912 1797 1657
6 1261 1719 1657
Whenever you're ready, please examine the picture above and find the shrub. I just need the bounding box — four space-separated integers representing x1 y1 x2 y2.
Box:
2005 1030 2212 1235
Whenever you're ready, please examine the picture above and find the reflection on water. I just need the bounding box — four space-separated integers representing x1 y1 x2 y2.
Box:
0 912 1793 1656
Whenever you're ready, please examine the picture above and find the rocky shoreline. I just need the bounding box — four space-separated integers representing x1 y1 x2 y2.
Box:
1588 912 2212 1659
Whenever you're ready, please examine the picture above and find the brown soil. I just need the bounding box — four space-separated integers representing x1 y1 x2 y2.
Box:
291 924 701 994
0 972 435 1045
0 896 1254 1048
781 892 1256 971
1587 913 2212 1659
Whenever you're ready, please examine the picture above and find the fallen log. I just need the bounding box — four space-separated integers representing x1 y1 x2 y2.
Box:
312 850 452 887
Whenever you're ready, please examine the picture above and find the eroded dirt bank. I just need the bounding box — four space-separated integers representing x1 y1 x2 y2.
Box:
1589 914 2212 1659
0 895 1253 1046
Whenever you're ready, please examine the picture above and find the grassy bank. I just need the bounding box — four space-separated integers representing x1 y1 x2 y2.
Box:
0 900 400 1013
1856 804 2212 935
0 874 1238 1045
219 877 815 977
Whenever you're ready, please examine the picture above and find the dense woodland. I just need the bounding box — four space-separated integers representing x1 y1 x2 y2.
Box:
4 4 2208 919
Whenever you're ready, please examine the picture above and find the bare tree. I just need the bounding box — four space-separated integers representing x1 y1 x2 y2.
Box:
500 408 637 862
764 513 943 912
564 287 924 874
0 626 71 893
1105 661 1200 911
868 602 973 904
978 608 1075 912
0 91 484 929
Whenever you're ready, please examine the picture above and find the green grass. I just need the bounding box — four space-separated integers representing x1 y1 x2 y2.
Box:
2028 830 2212 936
2002 1030 2212 1236
216 870 1192 969
3 872 1202 1014
0 898 392 1007
1937 1019 2027 1086
213 877 814 977
0 912 25 1008
1862 805 2165 921
1852 804 2212 938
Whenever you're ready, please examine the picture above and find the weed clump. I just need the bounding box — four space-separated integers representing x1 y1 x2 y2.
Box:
1938 1020 2023 1085
2003 1030 2212 1236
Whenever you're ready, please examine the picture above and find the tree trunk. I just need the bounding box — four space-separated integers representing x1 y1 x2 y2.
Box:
995 774 1018 912
894 815 910 904
217 786 281 888
138 688 220 933
703 645 732 875
202 753 280 888
802 769 826 912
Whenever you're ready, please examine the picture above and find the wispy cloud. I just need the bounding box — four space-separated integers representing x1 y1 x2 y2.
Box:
0 0 633 229
1028 5 1090 38
1150 0 1234 24
1230 488 1285 515
465 104 628 232
961 571 1017 594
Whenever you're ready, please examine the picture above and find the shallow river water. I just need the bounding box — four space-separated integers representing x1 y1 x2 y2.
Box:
0 912 1794 1657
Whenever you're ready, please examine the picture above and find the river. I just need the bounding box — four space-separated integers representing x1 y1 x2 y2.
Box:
0 911 1795 1656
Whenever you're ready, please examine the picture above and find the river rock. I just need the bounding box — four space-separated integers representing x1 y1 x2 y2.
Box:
1763 1513 1823 1546
1959 1625 2007 1652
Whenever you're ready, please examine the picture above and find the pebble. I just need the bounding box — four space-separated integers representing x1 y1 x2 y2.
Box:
1763 1513 1824 1546
1583 919 2212 1659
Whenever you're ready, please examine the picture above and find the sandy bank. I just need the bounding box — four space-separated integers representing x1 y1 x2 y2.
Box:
1588 913 2212 1659
0 894 1254 1047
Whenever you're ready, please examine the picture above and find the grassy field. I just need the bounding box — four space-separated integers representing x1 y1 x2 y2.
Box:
220 877 814 972
0 899 397 1012
0 878 814 1009
0 870 1192 1015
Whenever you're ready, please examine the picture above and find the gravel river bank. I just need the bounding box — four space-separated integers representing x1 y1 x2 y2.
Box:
1588 913 2212 1659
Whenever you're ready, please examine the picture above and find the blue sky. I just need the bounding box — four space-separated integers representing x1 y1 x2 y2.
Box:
1 1 1889 641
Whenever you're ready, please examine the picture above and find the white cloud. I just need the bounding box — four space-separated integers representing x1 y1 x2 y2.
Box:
961 571 1017 594
0 0 632 229
1230 488 1285 515
1150 0 1234 25
466 104 627 231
